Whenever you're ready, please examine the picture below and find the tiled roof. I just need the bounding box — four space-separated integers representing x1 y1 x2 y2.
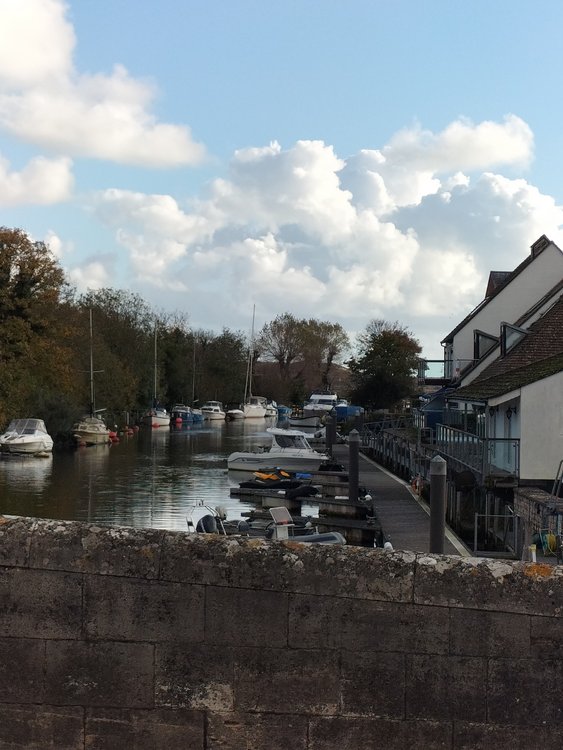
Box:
453 294 563 401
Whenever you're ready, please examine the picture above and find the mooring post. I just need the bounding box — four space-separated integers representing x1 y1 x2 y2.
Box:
325 415 335 457
429 454 447 554
348 429 360 503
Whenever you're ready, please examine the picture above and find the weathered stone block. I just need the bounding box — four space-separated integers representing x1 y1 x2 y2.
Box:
0 638 46 703
233 647 340 714
46 640 154 707
530 614 563 657
85 707 204 749
29 519 164 578
340 650 405 718
454 721 563 750
205 586 288 646
0 516 33 567
0 703 84 749
487 658 563 725
160 533 416 602
0 567 82 639
155 643 235 711
405 654 487 721
414 555 563 616
309 716 451 749
207 711 308 750
84 575 205 643
289 594 449 654
449 609 530 657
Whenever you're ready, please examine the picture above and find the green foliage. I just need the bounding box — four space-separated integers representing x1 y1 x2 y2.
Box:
347 319 421 409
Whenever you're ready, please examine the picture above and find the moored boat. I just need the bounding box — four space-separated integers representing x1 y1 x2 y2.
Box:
201 400 226 420
227 426 329 472
0 418 54 455
73 414 111 446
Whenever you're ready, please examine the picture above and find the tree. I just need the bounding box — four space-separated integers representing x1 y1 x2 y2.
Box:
257 313 305 383
300 319 350 389
0 228 76 427
347 319 421 409
257 314 349 401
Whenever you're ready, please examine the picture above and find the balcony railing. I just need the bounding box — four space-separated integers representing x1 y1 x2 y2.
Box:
435 424 520 480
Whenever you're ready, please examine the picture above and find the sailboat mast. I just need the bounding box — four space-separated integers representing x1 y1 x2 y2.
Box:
244 305 256 401
153 325 158 406
89 309 95 416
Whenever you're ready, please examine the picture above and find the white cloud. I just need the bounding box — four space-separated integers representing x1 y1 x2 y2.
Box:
0 0 205 167
0 153 73 205
87 117 563 357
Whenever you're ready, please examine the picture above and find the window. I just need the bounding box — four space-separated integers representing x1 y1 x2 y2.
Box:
500 322 527 356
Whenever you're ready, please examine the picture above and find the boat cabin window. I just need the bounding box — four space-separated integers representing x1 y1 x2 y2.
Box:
276 433 309 449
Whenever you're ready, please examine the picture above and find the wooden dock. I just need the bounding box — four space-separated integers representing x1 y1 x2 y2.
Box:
228 448 470 553
331 445 470 556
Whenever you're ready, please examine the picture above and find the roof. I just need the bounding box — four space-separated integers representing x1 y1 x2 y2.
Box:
441 235 561 344
453 294 563 401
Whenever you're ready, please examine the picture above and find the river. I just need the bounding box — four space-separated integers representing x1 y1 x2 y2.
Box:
0 419 294 532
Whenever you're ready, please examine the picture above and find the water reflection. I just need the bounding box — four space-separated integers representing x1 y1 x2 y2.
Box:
0 420 279 531
0 453 53 491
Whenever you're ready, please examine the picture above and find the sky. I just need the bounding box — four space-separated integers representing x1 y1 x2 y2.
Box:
2 0 563 360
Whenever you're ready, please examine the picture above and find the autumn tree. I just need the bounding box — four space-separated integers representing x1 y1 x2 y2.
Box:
347 319 421 409
300 319 350 389
0 227 77 428
257 314 349 401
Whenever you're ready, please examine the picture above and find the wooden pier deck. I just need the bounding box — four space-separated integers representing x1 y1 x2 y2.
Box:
331 445 470 556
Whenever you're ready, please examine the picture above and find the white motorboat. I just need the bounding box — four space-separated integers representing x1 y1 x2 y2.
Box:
201 401 226 420
140 406 170 428
225 407 245 421
288 414 322 429
243 395 267 419
265 400 278 418
0 418 54 455
227 426 329 472
73 414 110 446
303 391 338 416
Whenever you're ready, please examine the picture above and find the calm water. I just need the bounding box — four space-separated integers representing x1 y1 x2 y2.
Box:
0 419 288 532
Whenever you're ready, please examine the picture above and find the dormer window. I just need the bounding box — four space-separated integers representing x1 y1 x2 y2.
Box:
473 330 498 360
500 322 527 356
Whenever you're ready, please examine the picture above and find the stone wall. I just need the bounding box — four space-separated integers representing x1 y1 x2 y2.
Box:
0 516 561 749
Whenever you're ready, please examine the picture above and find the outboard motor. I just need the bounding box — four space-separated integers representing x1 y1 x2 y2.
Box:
196 514 218 533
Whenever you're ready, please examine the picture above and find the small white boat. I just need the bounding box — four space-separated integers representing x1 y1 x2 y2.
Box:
0 418 54 455
140 406 170 428
303 391 338 416
242 395 267 419
225 407 245 421
73 414 111 446
227 426 329 472
265 400 278 418
201 401 226 420
288 414 322 429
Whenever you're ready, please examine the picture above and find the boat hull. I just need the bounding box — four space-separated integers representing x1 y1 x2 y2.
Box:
1 438 53 454
73 431 110 446
227 450 328 473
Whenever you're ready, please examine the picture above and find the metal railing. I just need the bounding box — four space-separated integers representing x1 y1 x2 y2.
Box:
435 424 520 479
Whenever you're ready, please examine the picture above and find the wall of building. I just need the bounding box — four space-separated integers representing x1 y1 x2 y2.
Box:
0 516 561 749
451 242 563 366
520 370 563 482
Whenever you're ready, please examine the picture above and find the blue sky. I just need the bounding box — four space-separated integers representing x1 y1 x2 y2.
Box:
2 0 563 359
